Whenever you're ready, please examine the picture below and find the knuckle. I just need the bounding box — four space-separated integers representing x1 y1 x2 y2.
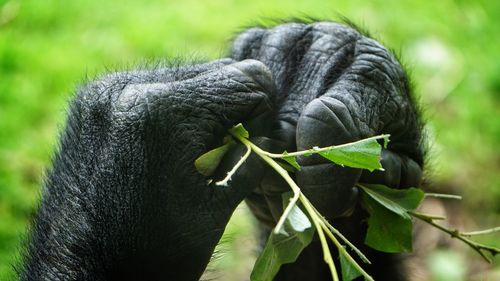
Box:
231 27 265 60
298 97 361 148
261 22 310 50
227 59 274 92
113 83 160 114
76 72 169 127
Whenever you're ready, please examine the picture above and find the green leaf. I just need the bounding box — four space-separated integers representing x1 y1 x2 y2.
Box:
194 141 233 176
359 184 424 219
276 161 297 173
282 151 301 171
250 194 315 281
317 136 388 171
339 250 362 281
229 123 250 138
358 184 424 253
382 135 390 149
360 190 413 253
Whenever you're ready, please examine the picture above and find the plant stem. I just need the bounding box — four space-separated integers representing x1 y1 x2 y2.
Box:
229 131 341 281
299 193 339 281
321 223 375 281
425 193 462 200
462 227 500 237
256 134 390 159
299 193 374 280
215 142 252 186
409 211 500 262
223 125 499 281
317 210 371 264
228 133 301 234
227 130 383 281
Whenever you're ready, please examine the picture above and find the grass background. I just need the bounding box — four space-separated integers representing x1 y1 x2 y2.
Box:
0 0 498 280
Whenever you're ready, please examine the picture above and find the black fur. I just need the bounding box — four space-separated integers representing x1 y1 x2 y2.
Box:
18 59 276 281
18 20 425 281
231 21 425 280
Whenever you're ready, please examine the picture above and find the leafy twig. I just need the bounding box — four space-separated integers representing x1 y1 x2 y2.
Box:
229 127 375 281
256 134 390 159
317 209 371 264
215 141 251 186
321 223 374 281
298 192 374 280
408 211 500 263
196 123 499 281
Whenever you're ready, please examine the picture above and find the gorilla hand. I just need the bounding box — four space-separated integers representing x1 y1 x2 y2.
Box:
232 21 424 223
20 59 275 281
231 20 425 281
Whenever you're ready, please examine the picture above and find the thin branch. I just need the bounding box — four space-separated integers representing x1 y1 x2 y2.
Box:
274 191 300 234
228 131 301 234
229 129 341 281
409 211 500 263
215 142 252 186
319 212 372 264
425 193 462 200
321 223 375 281
409 211 447 221
299 193 339 281
258 134 390 159
462 227 500 237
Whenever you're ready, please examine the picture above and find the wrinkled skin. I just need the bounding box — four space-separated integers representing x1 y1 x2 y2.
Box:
19 59 276 281
232 21 424 280
19 21 424 281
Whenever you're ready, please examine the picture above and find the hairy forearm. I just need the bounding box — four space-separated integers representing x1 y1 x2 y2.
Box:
19 92 159 280
20 161 103 280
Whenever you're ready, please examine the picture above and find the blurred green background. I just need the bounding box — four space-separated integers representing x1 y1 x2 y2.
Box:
0 0 498 280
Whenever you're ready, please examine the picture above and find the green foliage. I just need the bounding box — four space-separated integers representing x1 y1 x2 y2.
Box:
224 125 392 280
360 184 424 219
316 136 388 171
359 184 424 253
202 124 499 280
282 152 301 171
250 194 315 281
361 191 414 253
339 249 362 281
278 136 390 173
194 141 234 176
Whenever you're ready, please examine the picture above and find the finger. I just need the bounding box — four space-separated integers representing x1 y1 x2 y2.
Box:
177 59 276 124
233 23 311 101
232 22 362 121
296 97 364 218
245 192 276 229
359 149 422 188
314 34 425 184
231 27 266 61
231 22 364 153
277 22 361 123
359 150 423 188
127 59 276 148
